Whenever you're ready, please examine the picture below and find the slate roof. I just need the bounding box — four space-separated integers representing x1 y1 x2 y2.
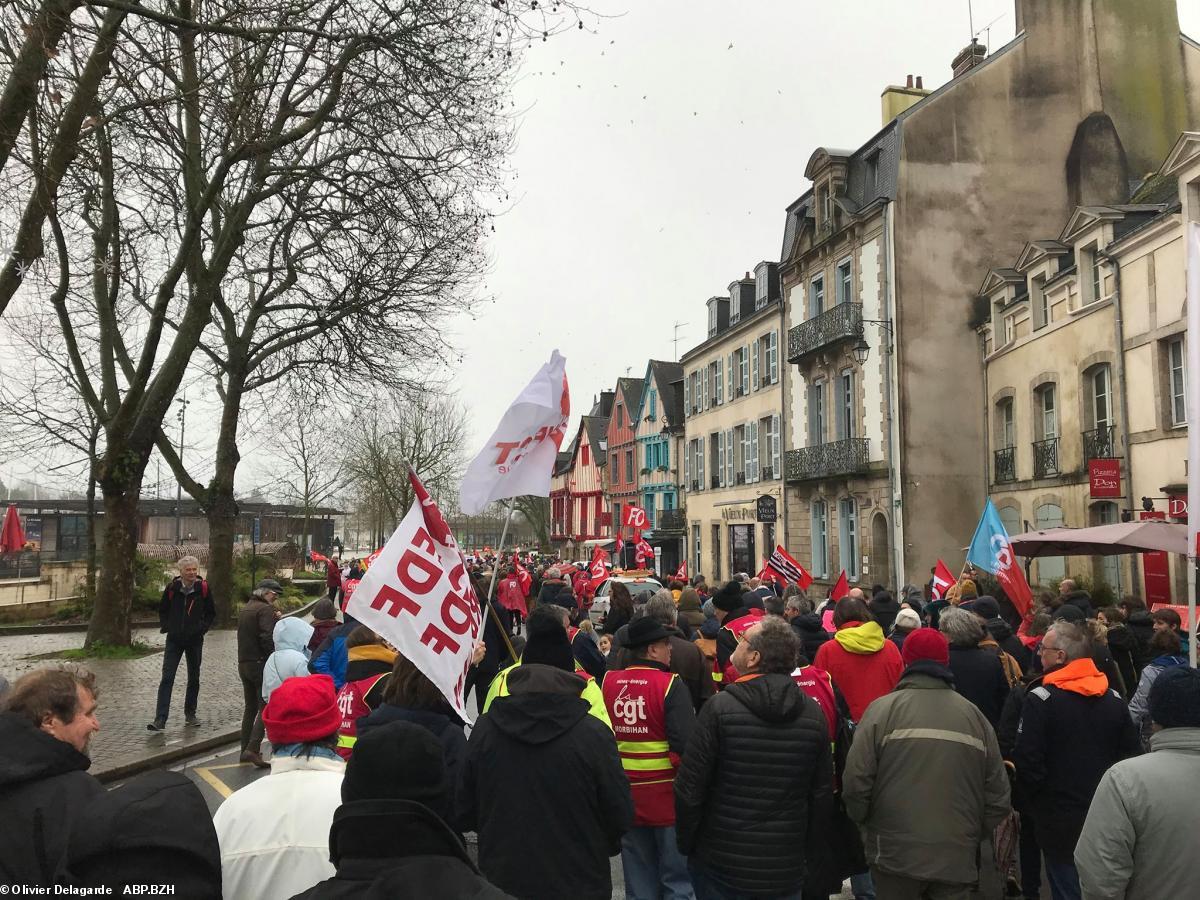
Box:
615 377 645 422
647 360 685 428
583 415 610 467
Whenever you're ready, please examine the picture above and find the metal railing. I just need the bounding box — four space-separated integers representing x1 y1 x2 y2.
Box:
1082 425 1115 461
1033 437 1059 479
657 509 686 533
735 472 746 485
690 480 700 492
993 446 1016 483
0 551 42 581
710 475 720 489
787 302 863 363
785 438 870 482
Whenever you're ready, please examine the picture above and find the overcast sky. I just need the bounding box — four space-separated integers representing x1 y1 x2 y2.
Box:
446 0 1200 460
6 0 1198 501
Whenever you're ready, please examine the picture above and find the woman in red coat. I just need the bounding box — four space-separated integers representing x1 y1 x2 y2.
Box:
814 596 904 722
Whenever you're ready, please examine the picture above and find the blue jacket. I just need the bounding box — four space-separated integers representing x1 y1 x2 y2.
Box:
262 617 314 701
309 616 359 689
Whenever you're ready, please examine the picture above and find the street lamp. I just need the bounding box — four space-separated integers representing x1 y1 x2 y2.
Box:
850 319 894 366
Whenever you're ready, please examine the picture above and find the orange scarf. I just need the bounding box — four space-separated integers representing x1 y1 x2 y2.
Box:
1043 657 1108 697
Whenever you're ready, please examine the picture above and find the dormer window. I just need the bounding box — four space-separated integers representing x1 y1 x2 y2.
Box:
707 298 718 336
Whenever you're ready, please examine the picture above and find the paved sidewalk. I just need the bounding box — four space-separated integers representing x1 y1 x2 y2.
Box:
0 627 244 778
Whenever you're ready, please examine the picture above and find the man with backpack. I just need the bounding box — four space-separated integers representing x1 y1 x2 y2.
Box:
148 556 215 731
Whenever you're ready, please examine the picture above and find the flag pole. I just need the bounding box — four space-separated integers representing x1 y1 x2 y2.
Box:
1185 222 1199 666
483 500 519 665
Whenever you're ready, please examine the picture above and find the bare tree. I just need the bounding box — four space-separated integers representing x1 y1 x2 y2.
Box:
344 391 469 547
511 494 551 550
274 398 346 565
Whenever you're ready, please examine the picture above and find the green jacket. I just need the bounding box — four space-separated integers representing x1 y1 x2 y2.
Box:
1075 727 1200 900
843 663 1011 885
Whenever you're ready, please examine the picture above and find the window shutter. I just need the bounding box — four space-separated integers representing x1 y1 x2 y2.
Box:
718 431 725 487
772 414 781 478
683 375 690 419
726 428 734 485
698 435 705 487
770 330 779 383
750 421 760 481
715 363 723 405
685 440 691 487
751 340 760 392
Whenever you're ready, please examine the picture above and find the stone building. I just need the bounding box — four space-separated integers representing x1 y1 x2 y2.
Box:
780 0 1200 591
680 264 785 582
979 133 1199 602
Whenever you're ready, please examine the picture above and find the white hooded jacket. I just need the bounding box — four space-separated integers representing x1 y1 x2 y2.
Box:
262 617 315 701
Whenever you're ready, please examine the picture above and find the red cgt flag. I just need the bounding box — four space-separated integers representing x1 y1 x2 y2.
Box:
588 546 610 590
830 570 850 602
512 553 532 595
929 559 957 601
673 560 688 581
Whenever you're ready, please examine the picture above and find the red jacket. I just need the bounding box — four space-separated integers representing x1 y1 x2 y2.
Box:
813 620 903 721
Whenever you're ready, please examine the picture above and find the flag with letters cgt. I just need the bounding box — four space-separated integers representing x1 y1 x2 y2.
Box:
346 470 482 721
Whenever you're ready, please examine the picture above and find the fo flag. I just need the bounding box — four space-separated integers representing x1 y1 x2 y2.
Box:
966 499 1033 617
929 559 957 601
766 545 813 590
460 351 570 515
346 471 483 721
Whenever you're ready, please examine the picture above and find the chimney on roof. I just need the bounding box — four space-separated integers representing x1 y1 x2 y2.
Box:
951 39 986 78
915 75 923 89
881 75 932 126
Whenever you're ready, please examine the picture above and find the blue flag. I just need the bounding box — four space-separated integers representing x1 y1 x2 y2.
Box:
966 499 1032 615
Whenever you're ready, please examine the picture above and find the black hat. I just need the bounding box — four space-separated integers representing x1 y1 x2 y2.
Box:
1149 666 1200 729
1052 604 1085 623
961 596 1000 620
521 613 575 672
712 580 746 613
256 578 284 593
342 721 447 815
624 616 672 648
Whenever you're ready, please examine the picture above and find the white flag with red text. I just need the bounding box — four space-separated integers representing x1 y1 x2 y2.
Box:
346 471 482 721
459 351 570 515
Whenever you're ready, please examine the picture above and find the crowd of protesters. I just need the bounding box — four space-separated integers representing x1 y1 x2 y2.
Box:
2 551 1198 900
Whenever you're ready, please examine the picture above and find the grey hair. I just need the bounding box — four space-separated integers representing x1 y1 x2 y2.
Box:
646 595 678 627
763 594 786 617
939 606 985 648
651 588 675 606
1047 621 1090 661
746 616 800 675
177 555 200 570
786 596 813 615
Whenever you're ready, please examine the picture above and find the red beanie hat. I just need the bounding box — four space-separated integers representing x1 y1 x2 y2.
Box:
901 627 950 667
262 674 342 746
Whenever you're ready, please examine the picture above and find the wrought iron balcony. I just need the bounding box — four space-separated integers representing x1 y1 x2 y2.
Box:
735 472 746 485
993 446 1016 484
1083 425 1115 461
787 302 863 363
785 438 870 482
1033 437 1059 479
690 480 700 492
657 508 686 534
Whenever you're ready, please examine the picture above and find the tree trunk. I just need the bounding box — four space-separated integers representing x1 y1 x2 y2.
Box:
206 487 239 627
87 486 140 647
84 425 99 596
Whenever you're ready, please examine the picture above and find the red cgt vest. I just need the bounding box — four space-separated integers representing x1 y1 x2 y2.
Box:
602 666 678 827
791 664 837 741
334 673 387 760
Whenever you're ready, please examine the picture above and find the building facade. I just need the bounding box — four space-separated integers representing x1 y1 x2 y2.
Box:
606 376 645 553
681 265 785 583
548 393 613 560
632 360 685 573
980 135 1199 602
778 1 1200 590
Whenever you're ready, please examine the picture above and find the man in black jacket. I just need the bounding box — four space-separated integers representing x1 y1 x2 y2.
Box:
457 621 633 900
675 616 832 898
148 556 214 731
1012 621 1141 900
0 667 103 886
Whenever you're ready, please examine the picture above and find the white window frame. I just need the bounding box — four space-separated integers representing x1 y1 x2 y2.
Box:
717 430 726 488
768 330 779 384
748 420 759 482
999 399 1015 449
1040 385 1057 439
839 499 858 579
809 380 827 446
809 274 825 320
1170 337 1186 426
836 258 853 305
837 369 854 441
770 413 781 479
1091 366 1112 430
725 428 734 486
714 360 724 405
811 500 828 578
740 345 750 396
751 339 761 392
